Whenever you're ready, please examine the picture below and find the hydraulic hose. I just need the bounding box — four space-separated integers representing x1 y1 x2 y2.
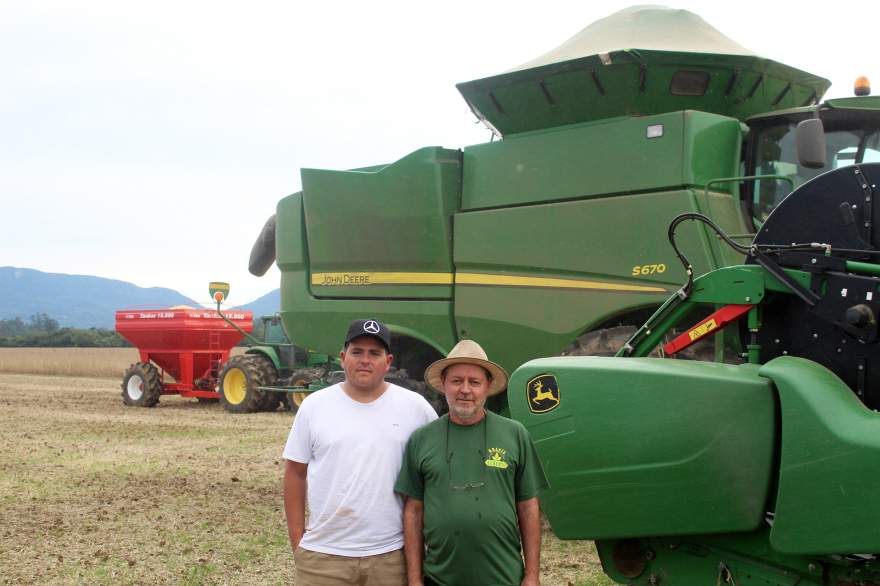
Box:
667 213 751 300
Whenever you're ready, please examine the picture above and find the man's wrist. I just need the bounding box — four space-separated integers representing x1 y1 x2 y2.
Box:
289 530 304 549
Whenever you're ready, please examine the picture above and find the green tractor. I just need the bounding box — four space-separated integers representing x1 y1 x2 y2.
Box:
508 162 880 584
247 6 880 399
209 282 338 413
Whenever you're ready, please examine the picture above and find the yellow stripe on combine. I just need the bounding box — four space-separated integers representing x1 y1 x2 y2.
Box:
456 273 667 293
311 271 667 293
311 272 454 286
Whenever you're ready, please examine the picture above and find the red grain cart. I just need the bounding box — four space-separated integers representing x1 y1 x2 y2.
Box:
115 307 253 407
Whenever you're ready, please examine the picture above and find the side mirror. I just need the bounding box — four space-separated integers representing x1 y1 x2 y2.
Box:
796 118 827 169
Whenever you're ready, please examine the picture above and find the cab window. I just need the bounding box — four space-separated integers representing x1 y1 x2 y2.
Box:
748 116 880 225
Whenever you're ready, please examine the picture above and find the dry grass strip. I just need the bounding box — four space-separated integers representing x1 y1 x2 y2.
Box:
0 347 245 379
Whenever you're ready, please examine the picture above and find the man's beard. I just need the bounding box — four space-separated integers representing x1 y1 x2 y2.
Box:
447 396 483 422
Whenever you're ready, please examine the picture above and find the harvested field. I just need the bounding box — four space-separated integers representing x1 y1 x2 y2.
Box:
0 372 610 585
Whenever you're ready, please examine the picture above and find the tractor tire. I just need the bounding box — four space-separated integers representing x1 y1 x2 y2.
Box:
260 392 283 412
219 355 272 414
121 362 162 407
248 354 282 412
283 368 328 413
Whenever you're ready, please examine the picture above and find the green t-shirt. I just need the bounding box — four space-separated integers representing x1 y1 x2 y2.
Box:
395 410 549 586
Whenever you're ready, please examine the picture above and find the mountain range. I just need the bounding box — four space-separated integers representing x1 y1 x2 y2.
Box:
0 267 280 329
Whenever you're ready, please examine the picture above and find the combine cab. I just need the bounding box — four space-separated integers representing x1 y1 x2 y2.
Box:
509 163 880 585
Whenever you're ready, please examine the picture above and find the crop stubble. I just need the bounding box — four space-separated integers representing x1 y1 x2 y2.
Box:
0 365 607 585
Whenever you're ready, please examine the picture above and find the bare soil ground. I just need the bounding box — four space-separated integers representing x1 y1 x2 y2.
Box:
0 371 610 585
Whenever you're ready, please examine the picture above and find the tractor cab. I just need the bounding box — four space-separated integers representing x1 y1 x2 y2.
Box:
258 314 288 345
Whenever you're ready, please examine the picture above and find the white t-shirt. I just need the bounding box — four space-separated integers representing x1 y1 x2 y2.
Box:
282 382 437 556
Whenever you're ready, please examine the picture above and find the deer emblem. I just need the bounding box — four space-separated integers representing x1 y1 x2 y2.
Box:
531 379 559 405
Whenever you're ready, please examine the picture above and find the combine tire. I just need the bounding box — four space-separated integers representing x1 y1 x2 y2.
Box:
386 368 446 414
219 355 272 413
562 325 721 361
562 326 638 357
121 362 162 407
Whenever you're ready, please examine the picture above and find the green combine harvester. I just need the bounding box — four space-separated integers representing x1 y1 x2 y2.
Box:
247 6 880 581
249 6 880 393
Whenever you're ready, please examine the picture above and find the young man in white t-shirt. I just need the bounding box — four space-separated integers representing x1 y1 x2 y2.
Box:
283 318 437 585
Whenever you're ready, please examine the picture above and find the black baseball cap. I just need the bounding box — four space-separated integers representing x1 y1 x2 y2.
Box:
344 318 391 352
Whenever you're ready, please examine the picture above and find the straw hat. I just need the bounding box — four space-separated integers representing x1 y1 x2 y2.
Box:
424 340 509 396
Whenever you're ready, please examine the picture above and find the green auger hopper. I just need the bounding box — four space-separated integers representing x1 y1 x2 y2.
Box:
249 5 880 397
509 163 880 584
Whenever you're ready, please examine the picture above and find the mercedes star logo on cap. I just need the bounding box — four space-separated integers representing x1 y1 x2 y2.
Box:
364 320 381 334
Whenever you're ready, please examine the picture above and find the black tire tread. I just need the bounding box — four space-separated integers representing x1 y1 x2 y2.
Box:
121 362 162 408
219 355 269 414
247 354 281 412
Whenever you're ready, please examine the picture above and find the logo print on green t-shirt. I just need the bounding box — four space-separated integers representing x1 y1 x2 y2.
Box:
485 447 509 469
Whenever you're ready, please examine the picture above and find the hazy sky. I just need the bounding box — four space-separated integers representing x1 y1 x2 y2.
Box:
3 0 878 306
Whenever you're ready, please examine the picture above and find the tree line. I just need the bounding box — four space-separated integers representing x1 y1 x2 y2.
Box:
0 314 129 347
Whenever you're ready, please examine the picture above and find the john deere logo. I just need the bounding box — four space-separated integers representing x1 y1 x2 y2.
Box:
527 374 560 414
485 447 509 469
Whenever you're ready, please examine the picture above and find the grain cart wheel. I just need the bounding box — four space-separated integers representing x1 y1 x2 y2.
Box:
121 362 162 407
219 355 268 413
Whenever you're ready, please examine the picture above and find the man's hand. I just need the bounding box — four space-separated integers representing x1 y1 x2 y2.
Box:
283 460 308 552
520 574 540 586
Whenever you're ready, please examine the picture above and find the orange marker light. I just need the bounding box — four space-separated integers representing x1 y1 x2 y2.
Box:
855 76 871 96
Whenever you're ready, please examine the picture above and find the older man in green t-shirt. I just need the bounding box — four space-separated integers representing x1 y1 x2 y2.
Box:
395 340 549 586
